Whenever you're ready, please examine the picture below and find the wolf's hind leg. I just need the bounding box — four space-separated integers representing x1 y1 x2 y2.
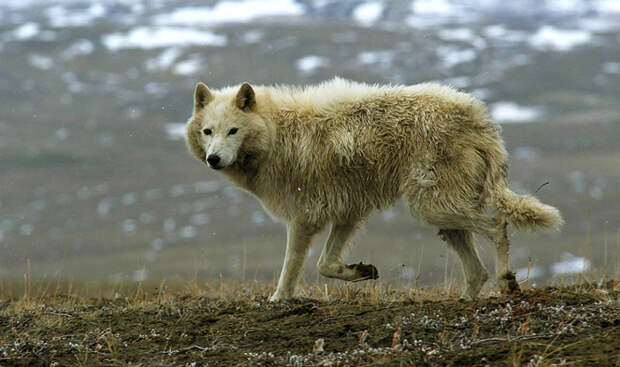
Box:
420 210 519 294
485 219 520 292
270 220 320 302
438 229 489 300
318 222 378 281
442 215 519 293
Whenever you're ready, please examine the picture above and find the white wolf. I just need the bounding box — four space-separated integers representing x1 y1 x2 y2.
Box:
185 78 562 301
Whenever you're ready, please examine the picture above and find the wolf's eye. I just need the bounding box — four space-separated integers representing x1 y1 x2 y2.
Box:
228 128 238 135
202 128 212 135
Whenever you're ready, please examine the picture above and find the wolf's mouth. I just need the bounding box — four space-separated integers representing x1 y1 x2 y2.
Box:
204 161 222 170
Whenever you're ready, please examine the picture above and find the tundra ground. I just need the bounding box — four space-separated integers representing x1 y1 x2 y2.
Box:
0 281 618 366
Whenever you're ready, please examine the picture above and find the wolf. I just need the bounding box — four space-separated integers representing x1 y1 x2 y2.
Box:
185 78 562 301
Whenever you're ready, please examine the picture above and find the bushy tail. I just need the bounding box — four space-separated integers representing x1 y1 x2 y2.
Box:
469 103 563 231
493 186 563 231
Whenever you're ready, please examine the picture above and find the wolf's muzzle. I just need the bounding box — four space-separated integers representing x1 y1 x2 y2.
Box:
207 154 221 169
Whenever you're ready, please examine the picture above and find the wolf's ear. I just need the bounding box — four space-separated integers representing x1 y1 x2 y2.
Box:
194 82 213 111
235 82 256 111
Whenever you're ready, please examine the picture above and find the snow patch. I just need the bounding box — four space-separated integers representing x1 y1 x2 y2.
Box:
19 224 33 236
528 26 592 52
251 211 266 225
357 51 394 67
411 0 455 15
594 0 620 13
121 219 137 233
491 102 542 123
191 213 210 226
407 0 476 28
62 39 94 58
165 123 186 141
102 27 226 50
46 4 106 28
28 54 54 70
170 184 186 198
155 0 304 26
513 146 539 161
441 76 471 88
483 25 529 43
353 2 384 24
173 57 203 75
551 253 590 275
180 226 197 239
121 193 137 206
145 48 182 71
381 208 397 221
97 199 112 217
603 62 620 74
132 268 149 281
194 181 220 194
296 55 328 74
55 128 69 141
12 22 39 40
577 17 620 32
436 46 476 68
437 28 486 49
515 266 545 280
242 30 263 44
567 171 586 194
163 218 176 233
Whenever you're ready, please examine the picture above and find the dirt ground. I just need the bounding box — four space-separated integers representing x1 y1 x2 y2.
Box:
0 282 618 366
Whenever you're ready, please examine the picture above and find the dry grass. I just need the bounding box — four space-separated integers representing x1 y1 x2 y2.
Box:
1 277 466 311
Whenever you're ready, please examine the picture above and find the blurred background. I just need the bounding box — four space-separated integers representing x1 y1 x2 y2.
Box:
1 0 618 289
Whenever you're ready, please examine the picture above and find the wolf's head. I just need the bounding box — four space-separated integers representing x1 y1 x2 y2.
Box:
186 82 270 170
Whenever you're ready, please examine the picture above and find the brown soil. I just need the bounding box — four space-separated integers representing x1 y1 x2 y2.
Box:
0 284 618 366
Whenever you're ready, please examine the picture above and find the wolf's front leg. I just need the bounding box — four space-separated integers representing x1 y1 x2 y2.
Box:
269 220 318 301
318 222 379 281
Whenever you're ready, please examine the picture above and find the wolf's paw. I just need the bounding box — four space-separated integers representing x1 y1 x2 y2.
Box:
346 262 379 281
269 295 293 303
269 294 282 302
269 291 295 302
498 272 520 294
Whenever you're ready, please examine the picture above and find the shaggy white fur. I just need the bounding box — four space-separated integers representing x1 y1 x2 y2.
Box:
186 78 562 301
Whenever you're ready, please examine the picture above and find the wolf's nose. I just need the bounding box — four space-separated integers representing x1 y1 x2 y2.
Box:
207 154 220 167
